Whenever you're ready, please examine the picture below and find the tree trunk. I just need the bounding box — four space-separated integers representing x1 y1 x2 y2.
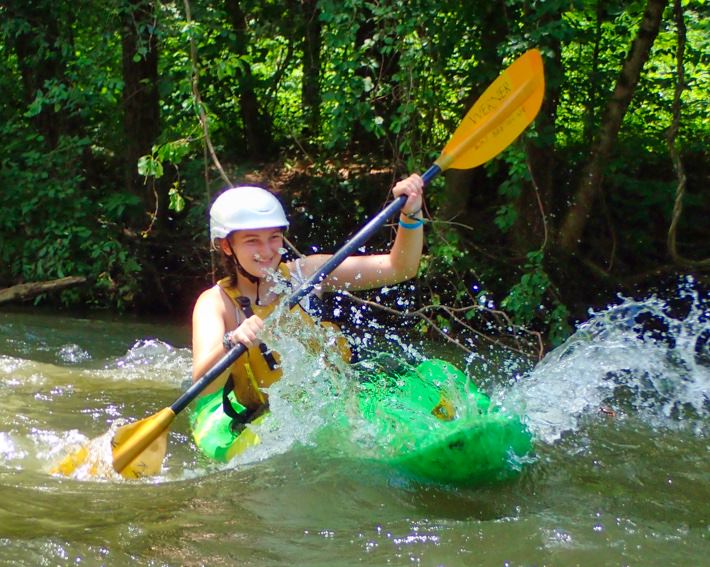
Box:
557 0 668 255
8 1 81 149
351 6 377 150
301 0 322 137
224 0 274 159
122 0 161 229
582 0 607 146
440 1 508 223
0 277 86 304
351 4 401 153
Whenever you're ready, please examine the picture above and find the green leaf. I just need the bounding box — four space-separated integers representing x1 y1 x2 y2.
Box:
137 155 164 178
168 184 186 213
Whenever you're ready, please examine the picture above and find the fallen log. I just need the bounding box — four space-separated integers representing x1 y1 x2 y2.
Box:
0 276 87 304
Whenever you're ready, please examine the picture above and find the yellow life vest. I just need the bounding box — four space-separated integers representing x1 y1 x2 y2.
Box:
218 263 350 410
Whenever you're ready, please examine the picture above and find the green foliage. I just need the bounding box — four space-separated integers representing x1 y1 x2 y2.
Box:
493 144 532 232
168 183 187 214
501 250 549 325
0 0 707 348
0 0 149 309
501 250 571 346
0 125 142 308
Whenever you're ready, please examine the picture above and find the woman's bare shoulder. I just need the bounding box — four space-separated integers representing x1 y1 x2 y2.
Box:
193 284 228 317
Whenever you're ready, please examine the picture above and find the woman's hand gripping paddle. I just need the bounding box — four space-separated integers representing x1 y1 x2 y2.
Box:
51 48 545 480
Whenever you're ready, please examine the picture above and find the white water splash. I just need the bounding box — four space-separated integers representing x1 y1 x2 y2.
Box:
56 344 91 364
48 425 125 481
110 339 191 383
505 279 709 444
220 300 355 467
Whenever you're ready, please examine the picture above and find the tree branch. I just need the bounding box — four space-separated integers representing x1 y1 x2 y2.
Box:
0 277 87 304
338 290 544 360
557 0 668 255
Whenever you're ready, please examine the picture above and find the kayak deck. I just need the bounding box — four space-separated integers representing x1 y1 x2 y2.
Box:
356 358 533 485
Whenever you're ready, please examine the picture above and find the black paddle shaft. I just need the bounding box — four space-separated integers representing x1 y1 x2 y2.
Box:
171 164 441 415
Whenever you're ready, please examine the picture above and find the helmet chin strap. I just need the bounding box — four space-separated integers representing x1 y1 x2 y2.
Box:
226 241 263 305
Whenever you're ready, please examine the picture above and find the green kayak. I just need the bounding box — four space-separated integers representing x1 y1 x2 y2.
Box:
355 358 533 485
191 358 533 485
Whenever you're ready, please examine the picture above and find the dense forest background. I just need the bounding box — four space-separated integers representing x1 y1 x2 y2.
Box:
0 0 707 356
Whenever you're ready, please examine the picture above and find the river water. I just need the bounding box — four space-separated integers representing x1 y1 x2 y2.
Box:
0 280 708 566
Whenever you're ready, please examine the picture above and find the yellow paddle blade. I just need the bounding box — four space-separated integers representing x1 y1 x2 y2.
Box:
111 407 175 478
435 49 545 171
50 409 172 480
50 444 90 477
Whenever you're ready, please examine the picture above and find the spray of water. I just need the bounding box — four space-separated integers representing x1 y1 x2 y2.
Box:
504 278 709 444
23 269 706 481
194 266 349 467
47 342 188 481
221 298 355 467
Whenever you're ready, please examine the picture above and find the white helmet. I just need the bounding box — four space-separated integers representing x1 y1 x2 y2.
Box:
209 186 289 249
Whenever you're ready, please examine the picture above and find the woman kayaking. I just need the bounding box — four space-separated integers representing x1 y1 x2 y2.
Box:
190 174 424 461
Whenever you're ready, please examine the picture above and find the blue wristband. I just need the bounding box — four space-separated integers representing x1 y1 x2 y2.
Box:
398 218 424 230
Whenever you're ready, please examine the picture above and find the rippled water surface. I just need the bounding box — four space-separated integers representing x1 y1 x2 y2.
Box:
1 284 708 566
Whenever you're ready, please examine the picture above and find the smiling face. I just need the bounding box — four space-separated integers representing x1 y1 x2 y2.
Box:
222 227 285 278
